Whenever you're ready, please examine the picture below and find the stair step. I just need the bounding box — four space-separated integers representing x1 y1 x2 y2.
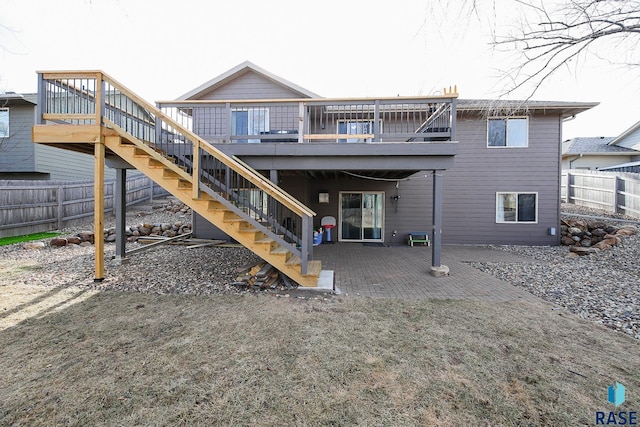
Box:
148 158 163 168
305 260 322 277
163 169 180 179
285 255 301 266
177 179 192 189
255 237 275 244
284 258 322 277
271 247 291 256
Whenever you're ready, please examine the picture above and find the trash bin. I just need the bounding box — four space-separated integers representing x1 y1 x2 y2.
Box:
313 231 323 246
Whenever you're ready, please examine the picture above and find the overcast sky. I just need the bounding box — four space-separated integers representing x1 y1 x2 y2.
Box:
1 0 638 140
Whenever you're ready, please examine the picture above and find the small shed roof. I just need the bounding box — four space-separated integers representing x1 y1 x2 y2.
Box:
0 92 37 106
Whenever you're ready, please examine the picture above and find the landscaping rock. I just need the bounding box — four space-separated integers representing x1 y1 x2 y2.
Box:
50 237 68 247
23 241 45 250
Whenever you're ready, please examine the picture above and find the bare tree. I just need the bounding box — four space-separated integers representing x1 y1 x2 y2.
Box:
491 0 640 97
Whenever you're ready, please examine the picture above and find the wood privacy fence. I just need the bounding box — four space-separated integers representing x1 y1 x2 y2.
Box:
0 175 169 238
561 169 640 218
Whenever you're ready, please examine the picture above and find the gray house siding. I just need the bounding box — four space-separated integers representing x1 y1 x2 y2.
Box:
197 73 303 100
436 113 561 245
192 110 564 246
0 104 36 173
183 64 585 246
34 144 118 181
1 98 117 181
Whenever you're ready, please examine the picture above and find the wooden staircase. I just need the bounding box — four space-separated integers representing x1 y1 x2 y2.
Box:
31 71 322 288
104 134 321 287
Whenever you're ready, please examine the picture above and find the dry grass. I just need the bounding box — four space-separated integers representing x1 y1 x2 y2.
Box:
1 288 638 426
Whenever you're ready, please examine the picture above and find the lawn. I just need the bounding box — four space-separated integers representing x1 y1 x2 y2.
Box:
0 232 61 247
0 288 638 426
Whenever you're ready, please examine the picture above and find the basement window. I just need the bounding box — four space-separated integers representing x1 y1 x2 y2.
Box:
496 192 537 223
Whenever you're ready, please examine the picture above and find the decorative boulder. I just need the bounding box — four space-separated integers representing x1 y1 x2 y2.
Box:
23 241 46 250
50 237 68 247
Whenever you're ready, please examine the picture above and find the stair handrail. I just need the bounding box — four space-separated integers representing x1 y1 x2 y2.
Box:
37 70 315 219
98 71 316 218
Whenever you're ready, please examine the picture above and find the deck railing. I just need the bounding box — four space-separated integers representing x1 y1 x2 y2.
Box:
36 71 317 273
157 92 457 144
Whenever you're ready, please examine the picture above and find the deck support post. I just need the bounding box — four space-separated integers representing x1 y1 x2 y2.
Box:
430 170 449 277
114 167 127 261
94 138 105 282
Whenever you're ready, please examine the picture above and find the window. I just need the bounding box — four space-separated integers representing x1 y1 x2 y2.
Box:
496 192 537 223
231 108 269 143
338 120 376 143
0 108 8 138
487 117 528 147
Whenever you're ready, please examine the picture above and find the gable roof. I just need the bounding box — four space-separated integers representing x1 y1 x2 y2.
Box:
179 61 321 100
608 120 640 146
561 137 637 156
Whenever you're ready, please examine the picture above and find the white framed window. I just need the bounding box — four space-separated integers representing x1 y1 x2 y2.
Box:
0 108 8 138
496 192 537 223
487 117 528 147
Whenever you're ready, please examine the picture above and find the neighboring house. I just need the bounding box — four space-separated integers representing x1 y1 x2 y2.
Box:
0 92 116 180
561 136 640 170
158 61 597 246
608 119 640 151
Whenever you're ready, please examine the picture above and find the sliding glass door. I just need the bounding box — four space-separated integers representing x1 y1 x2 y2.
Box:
339 192 384 242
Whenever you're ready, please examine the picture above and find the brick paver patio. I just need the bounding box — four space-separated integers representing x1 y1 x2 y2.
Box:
313 243 543 302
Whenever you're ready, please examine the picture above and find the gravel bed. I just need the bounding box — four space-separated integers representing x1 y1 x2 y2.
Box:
0 199 262 296
472 203 640 339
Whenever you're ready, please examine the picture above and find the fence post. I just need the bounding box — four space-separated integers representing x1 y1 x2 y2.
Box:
57 185 64 230
615 175 622 215
567 171 574 204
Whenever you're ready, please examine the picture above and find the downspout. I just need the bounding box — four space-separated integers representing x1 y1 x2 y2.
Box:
569 153 583 169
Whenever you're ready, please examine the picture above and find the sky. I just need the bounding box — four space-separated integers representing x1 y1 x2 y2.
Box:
1 0 638 140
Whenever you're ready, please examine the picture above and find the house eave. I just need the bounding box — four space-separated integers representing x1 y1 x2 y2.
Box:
212 142 457 174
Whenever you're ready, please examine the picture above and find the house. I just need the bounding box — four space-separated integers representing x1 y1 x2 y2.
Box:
0 92 118 181
31 65 597 285
162 62 597 247
598 120 640 173
561 137 639 170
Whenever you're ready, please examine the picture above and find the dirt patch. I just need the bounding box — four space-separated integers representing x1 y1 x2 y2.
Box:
0 260 97 331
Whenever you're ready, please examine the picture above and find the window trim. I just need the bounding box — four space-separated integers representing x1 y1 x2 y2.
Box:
487 116 529 148
0 108 8 138
495 192 538 224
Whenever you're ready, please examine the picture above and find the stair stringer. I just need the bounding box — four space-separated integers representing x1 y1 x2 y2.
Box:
103 133 321 287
